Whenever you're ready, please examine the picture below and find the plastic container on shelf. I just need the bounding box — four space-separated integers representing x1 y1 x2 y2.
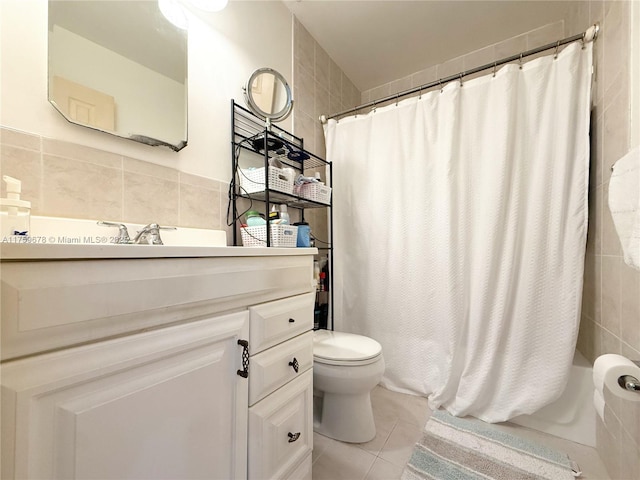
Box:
239 166 294 195
240 224 298 247
299 183 332 205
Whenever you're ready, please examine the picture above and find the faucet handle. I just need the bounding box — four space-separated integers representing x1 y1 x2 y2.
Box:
97 221 131 244
134 223 177 245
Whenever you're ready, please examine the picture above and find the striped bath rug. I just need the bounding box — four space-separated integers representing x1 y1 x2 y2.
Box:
401 410 578 480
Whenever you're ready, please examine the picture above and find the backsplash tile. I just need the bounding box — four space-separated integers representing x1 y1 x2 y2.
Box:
0 126 230 238
123 172 179 226
43 138 123 169
42 154 122 220
0 127 40 151
123 156 178 181
179 182 220 229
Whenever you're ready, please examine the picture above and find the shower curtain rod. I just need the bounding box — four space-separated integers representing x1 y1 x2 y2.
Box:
320 23 599 123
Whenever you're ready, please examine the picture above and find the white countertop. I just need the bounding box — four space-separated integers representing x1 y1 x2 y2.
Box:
0 243 318 260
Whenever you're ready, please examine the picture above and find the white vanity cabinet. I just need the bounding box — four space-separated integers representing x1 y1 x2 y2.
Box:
0 246 316 480
247 293 315 480
1 311 249 480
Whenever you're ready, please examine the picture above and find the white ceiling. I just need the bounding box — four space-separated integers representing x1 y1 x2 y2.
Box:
283 1 574 92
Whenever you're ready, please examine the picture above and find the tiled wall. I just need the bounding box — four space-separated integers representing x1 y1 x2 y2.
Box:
0 127 233 240
291 17 361 248
566 2 640 479
292 17 360 161
360 21 564 106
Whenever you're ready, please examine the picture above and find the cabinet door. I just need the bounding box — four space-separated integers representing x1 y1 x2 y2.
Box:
248 370 313 480
1 311 249 480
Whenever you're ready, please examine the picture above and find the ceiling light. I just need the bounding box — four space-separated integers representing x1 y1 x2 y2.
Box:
188 0 228 12
158 0 188 30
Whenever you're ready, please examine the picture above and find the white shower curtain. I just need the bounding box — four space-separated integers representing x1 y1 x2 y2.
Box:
324 42 592 422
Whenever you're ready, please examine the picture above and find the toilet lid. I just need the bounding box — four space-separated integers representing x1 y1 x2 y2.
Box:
313 330 382 363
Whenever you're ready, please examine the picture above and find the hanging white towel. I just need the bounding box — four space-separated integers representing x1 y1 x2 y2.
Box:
608 146 640 270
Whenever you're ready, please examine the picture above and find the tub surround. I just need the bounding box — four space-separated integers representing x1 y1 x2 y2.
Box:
297 4 639 478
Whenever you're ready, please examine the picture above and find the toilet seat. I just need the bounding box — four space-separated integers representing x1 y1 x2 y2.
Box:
313 330 382 366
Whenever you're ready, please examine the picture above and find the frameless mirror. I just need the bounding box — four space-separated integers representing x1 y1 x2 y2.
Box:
48 1 188 151
243 68 293 124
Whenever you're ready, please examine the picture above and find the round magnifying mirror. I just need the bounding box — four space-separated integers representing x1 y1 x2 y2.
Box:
243 68 293 123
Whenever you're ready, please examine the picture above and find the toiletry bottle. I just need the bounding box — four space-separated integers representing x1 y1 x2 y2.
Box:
279 204 290 224
314 261 320 290
245 210 266 226
1 176 31 238
268 205 280 223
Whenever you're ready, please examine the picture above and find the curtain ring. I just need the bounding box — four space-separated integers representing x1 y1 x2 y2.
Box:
519 53 524 70
553 40 561 59
371 101 377 113
418 85 423 99
439 79 443 93
581 31 586 49
459 72 464 87
492 62 497 78
395 93 400 106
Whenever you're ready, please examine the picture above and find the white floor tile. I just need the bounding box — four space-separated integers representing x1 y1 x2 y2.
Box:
364 457 404 480
312 432 337 464
377 420 423 468
312 439 377 480
355 411 397 456
371 385 431 428
312 385 610 480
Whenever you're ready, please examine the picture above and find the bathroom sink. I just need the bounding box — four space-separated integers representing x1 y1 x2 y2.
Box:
24 216 227 247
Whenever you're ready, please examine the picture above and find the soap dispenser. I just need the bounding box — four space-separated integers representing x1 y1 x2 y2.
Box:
1 175 31 238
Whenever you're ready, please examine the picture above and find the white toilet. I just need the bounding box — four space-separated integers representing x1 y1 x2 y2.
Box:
312 329 385 443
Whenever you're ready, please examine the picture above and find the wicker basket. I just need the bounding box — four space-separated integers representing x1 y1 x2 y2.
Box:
239 167 294 195
299 183 332 205
240 224 298 247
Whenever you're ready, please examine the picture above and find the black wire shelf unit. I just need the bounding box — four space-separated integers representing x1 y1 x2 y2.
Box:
230 100 334 330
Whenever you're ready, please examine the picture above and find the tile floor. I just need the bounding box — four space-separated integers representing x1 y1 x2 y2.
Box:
311 385 610 480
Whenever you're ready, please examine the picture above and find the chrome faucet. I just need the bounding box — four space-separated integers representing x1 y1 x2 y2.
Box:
132 223 177 245
97 221 131 244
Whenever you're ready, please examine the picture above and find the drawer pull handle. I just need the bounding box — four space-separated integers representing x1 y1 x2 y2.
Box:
289 318 295 323
288 357 299 373
288 432 301 443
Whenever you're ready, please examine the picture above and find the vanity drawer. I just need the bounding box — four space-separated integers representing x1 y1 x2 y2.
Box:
249 331 312 405
285 453 312 480
248 370 313 480
249 292 314 354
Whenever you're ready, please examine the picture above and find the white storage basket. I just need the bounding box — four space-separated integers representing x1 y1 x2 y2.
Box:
239 166 294 195
240 224 298 247
298 183 332 205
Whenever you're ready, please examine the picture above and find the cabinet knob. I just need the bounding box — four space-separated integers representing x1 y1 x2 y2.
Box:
289 318 295 323
288 357 299 373
288 432 301 443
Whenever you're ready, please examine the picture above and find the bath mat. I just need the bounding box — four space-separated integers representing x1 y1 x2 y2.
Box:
401 410 578 480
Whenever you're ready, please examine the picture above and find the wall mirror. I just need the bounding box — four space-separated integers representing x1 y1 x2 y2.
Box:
48 1 188 151
243 68 293 125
